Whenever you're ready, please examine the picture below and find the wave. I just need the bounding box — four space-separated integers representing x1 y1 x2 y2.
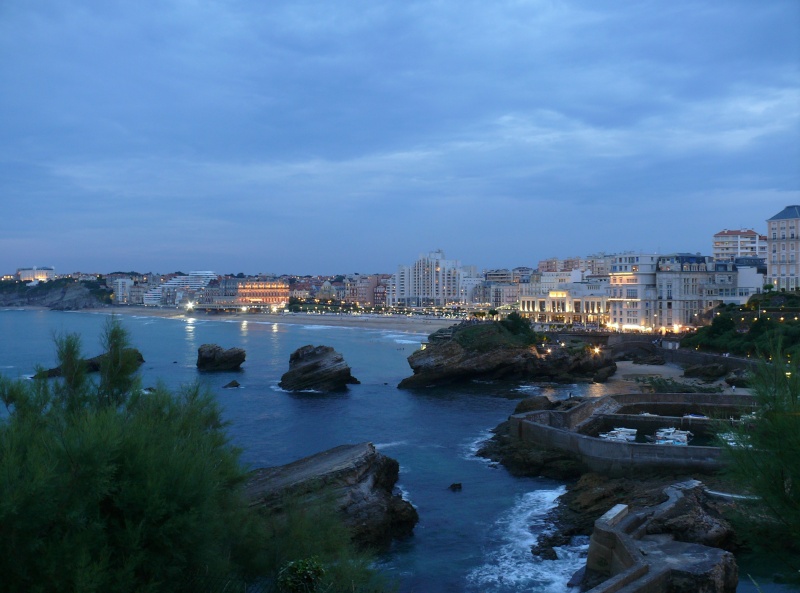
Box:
374 440 409 450
465 487 586 593
461 429 495 463
514 384 541 395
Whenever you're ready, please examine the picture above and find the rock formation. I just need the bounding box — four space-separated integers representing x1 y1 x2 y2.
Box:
36 348 145 378
196 344 246 371
246 443 418 547
279 345 359 392
398 323 614 388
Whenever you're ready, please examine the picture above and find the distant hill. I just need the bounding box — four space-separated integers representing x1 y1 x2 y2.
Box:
0 278 111 310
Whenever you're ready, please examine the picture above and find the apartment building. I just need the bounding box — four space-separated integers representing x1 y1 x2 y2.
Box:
766 205 800 290
712 229 767 262
388 250 465 307
607 254 659 331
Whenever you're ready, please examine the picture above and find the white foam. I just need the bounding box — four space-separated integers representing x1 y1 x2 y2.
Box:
466 487 586 593
461 429 495 463
374 440 409 450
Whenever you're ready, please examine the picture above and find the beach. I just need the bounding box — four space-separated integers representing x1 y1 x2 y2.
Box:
82 305 461 335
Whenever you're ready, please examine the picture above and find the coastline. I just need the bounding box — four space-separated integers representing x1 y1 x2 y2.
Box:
44 305 461 335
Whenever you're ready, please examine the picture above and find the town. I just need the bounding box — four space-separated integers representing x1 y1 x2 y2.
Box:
5 205 796 334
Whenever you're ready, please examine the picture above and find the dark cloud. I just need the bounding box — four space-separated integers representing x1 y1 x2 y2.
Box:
0 0 797 274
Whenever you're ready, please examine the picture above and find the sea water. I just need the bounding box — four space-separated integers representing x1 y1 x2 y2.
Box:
2 309 782 592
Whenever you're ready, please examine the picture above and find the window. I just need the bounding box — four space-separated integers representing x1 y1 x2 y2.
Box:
626 289 638 298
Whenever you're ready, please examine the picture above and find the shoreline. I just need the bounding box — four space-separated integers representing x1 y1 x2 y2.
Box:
18 305 461 335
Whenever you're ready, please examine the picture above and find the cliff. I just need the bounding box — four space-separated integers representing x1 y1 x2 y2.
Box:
246 443 418 547
398 321 614 388
0 279 110 310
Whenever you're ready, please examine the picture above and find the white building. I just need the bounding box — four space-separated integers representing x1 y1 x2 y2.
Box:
388 250 465 307
607 254 659 331
712 229 767 262
766 205 800 290
17 266 56 282
113 278 134 304
654 254 720 331
142 271 218 306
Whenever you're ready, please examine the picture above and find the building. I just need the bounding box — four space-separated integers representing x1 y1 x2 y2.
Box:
143 271 219 306
607 254 659 331
388 250 464 307
519 276 608 327
766 205 800 291
712 229 767 262
17 266 55 282
654 254 721 331
197 277 289 311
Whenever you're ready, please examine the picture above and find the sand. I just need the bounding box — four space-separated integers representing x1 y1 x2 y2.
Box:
81 305 460 335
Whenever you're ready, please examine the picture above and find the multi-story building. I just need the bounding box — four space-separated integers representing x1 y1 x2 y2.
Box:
113 278 134 304
607 254 659 331
712 229 767 262
654 254 720 331
143 271 219 306
197 277 289 310
766 205 800 290
388 250 465 307
17 266 56 282
519 273 608 327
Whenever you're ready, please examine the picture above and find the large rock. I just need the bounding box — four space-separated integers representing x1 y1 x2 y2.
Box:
36 348 145 378
683 363 728 381
246 443 418 547
399 333 614 388
196 344 246 371
279 345 359 392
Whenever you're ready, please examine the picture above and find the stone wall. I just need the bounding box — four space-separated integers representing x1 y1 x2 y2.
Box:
510 393 756 476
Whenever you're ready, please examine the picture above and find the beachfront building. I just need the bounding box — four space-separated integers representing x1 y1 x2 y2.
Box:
712 229 767 262
16 266 56 282
113 278 134 304
519 275 609 327
766 205 800 291
196 277 289 311
388 250 465 307
142 271 219 306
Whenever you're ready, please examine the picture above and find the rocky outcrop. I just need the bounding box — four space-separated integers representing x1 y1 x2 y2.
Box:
579 481 738 593
36 348 145 378
683 363 728 382
246 443 418 547
0 281 108 310
196 344 246 371
279 345 360 392
398 333 614 388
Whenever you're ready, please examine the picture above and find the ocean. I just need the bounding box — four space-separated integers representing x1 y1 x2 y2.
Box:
0 309 784 592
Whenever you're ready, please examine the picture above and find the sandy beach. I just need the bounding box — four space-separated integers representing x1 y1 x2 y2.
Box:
82 305 461 335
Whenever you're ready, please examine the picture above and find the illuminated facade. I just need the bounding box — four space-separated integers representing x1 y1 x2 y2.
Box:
389 250 464 307
607 254 659 331
198 278 289 310
17 266 55 282
766 205 800 291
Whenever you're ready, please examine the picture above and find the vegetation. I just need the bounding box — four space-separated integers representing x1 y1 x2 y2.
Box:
638 377 723 394
454 312 540 352
681 297 800 360
717 347 800 584
0 318 383 593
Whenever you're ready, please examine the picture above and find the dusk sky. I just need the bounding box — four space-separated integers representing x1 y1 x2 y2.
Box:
2 1 798 276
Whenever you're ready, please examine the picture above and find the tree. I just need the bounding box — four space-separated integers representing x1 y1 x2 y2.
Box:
718 346 800 583
0 318 383 593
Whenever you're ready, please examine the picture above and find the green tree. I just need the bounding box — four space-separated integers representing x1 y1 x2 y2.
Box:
718 347 800 583
0 318 384 593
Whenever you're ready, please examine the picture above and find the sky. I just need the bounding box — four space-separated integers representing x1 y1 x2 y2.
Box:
1 0 799 276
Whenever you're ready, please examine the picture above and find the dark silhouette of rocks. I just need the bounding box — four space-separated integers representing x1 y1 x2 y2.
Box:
245 443 417 547
36 348 145 378
196 344 246 371
279 345 360 392
222 380 241 388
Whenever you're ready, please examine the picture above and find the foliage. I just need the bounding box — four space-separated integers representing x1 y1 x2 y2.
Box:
0 318 385 593
681 303 800 360
454 317 539 352
277 557 326 593
717 346 800 583
499 311 536 340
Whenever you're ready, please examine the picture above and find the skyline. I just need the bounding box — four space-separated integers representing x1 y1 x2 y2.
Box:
2 1 798 275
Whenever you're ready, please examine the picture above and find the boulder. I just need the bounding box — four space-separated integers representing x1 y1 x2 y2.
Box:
196 344 246 371
246 443 418 547
279 345 359 392
514 395 557 414
222 380 241 389
593 362 617 383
